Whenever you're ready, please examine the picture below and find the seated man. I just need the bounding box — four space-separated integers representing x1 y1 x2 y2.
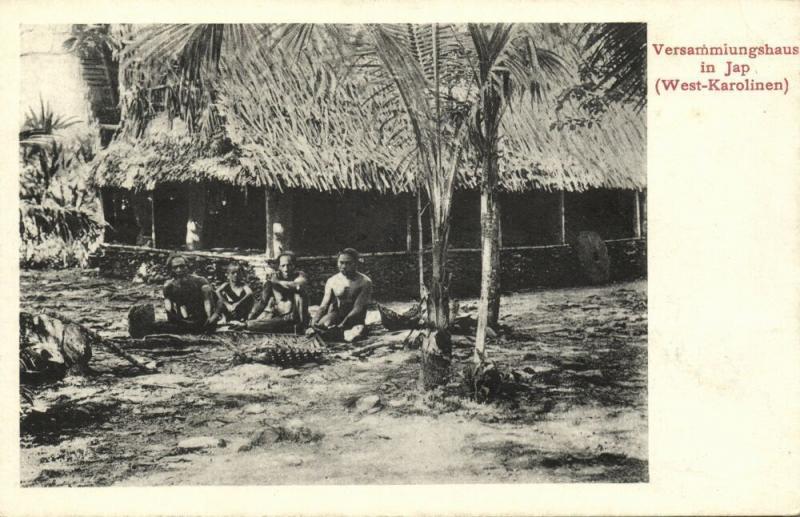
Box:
230 251 309 333
207 263 254 325
308 248 372 341
160 254 215 333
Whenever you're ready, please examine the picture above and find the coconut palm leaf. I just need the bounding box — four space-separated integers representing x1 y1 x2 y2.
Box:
117 24 271 138
216 39 414 192
119 24 269 80
22 97 81 136
20 201 102 243
582 23 646 109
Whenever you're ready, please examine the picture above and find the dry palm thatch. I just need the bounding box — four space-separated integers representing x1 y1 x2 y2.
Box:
498 97 645 192
88 115 242 191
216 42 415 193
92 23 644 195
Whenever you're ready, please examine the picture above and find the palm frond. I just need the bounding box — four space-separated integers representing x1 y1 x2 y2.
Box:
582 23 646 109
20 201 103 243
22 97 82 134
118 24 271 138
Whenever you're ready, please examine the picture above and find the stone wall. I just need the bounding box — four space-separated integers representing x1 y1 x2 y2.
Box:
91 238 646 302
88 245 267 294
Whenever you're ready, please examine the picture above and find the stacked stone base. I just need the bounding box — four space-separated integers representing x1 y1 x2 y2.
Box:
89 239 646 302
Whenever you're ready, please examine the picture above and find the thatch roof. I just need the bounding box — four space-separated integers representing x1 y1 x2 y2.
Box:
91 26 645 194
87 21 646 193
496 99 645 192
91 100 645 194
65 25 121 126
89 118 242 190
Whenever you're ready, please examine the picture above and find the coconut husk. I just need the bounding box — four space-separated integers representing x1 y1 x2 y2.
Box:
128 303 156 339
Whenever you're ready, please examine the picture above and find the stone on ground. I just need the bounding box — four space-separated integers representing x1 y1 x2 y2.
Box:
176 437 227 451
355 394 382 414
242 403 267 414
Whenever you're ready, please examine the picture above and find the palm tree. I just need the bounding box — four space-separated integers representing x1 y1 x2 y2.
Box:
464 24 571 363
272 23 469 386
364 24 471 387
63 24 122 126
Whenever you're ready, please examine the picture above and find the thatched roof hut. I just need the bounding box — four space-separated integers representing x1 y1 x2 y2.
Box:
87 22 645 255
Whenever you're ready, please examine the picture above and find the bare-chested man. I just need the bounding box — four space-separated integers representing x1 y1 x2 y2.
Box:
207 263 254 325
161 254 215 332
308 248 372 340
128 254 216 337
229 251 309 333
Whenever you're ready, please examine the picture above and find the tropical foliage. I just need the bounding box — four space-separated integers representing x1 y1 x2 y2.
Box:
19 100 103 268
116 24 269 140
581 23 646 110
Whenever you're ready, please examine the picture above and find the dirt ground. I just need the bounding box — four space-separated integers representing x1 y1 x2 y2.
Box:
19 269 647 486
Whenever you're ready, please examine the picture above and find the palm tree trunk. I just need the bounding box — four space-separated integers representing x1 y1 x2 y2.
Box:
99 45 119 109
475 160 497 362
420 23 452 389
421 228 452 389
488 197 501 327
475 79 501 361
96 189 107 244
429 233 450 331
417 189 424 298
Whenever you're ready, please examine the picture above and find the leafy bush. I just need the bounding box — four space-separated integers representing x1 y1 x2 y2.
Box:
19 202 102 268
19 99 103 269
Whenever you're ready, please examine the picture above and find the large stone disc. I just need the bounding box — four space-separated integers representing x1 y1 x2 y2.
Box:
572 231 610 285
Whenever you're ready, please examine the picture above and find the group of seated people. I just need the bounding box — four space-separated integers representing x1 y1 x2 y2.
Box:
149 248 372 340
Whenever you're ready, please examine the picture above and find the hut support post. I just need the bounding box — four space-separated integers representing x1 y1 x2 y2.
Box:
642 189 647 237
497 199 503 249
264 187 272 259
150 191 156 248
185 183 206 251
265 189 293 258
406 195 413 253
417 189 424 298
264 188 273 258
633 190 642 239
559 190 566 245
96 188 107 244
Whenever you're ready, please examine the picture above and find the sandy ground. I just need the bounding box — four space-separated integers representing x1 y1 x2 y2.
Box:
19 269 647 486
